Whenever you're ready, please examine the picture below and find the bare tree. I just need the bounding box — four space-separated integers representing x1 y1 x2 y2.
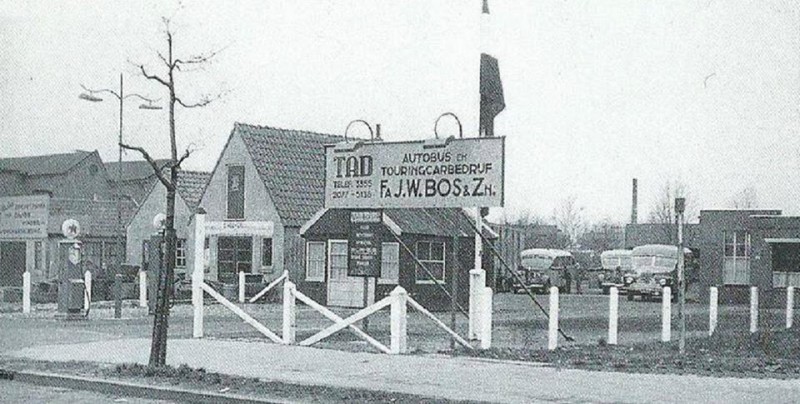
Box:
647 180 696 244
579 219 623 253
731 186 758 209
552 195 586 249
123 17 222 367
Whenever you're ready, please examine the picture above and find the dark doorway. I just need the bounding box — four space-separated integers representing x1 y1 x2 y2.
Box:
0 242 27 287
218 237 252 283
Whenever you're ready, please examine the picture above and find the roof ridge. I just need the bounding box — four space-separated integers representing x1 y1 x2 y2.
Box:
234 122 344 139
0 149 92 161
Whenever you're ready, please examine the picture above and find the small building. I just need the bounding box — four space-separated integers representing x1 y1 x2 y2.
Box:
0 150 114 200
125 170 211 277
299 208 496 310
0 194 136 296
194 123 345 284
105 159 171 206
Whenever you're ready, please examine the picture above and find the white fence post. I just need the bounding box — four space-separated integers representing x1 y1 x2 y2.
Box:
608 286 618 345
239 270 246 303
750 286 758 333
22 271 31 314
192 211 206 339
139 271 147 308
469 269 485 340
662 286 671 342
283 281 296 344
84 270 92 312
787 286 795 329
390 286 408 354
479 287 493 349
548 286 559 351
709 286 718 336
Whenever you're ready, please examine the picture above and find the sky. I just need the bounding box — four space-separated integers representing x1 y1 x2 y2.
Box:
1 0 799 225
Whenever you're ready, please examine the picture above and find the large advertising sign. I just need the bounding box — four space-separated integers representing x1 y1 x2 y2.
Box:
325 137 504 209
348 210 382 277
0 195 49 240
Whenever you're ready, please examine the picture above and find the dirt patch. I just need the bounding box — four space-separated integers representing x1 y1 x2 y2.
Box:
456 328 800 379
0 358 487 403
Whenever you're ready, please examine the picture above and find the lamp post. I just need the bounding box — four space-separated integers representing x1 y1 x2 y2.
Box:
80 75 160 318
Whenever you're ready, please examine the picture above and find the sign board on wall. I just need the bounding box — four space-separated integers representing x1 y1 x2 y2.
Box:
324 137 504 209
0 195 49 240
348 211 382 277
205 221 274 237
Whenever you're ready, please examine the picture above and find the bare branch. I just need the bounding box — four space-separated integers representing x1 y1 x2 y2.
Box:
156 51 170 68
173 147 192 168
174 92 222 109
80 84 121 100
138 64 170 88
173 45 227 67
120 142 175 191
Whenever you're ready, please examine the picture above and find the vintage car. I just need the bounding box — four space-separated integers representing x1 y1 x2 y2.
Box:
624 244 693 301
512 248 579 294
597 249 633 294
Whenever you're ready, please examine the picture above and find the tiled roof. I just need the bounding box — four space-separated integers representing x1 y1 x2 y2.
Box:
105 159 171 182
236 123 345 227
0 150 93 176
48 198 138 238
176 170 211 210
302 208 498 239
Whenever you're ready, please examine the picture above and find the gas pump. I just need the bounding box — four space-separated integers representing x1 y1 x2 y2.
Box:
146 233 164 314
57 219 86 317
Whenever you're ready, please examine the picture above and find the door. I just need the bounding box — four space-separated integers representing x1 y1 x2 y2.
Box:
326 240 373 308
218 237 252 283
0 242 27 287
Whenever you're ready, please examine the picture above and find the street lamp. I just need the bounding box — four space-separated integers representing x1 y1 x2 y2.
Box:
675 197 686 354
79 74 161 318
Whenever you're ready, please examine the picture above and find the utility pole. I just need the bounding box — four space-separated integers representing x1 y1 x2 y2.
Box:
676 197 686 354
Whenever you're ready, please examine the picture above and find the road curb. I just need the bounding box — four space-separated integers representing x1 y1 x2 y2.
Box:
3 369 286 404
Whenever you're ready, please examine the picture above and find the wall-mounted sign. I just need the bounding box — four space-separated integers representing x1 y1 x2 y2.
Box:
61 219 81 239
0 195 49 240
205 221 274 237
348 211 382 277
324 137 504 209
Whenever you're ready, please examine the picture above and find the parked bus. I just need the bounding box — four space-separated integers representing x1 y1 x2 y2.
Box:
512 248 579 294
597 249 633 294
624 244 693 301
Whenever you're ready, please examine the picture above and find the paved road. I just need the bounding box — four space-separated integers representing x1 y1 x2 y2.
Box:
9 338 800 404
0 379 175 404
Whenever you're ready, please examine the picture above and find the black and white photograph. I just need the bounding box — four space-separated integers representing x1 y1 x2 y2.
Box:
1 1 800 402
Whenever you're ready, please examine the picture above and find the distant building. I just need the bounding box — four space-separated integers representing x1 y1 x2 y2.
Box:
0 150 113 200
105 159 171 206
125 170 211 277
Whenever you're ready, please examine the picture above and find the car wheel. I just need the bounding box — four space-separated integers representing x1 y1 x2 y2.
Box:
627 293 634 301
602 286 609 295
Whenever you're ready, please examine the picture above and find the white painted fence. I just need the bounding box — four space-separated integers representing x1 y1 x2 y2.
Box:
608 286 618 345
661 286 671 342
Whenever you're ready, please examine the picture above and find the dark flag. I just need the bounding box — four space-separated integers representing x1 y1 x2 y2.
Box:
479 0 504 138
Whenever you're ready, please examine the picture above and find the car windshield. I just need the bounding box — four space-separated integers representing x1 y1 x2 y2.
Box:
602 256 632 270
521 255 553 270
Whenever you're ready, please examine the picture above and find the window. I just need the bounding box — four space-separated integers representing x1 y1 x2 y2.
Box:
329 240 348 280
723 231 750 285
262 238 273 268
771 243 800 288
226 165 245 219
379 242 400 284
34 242 43 272
176 239 187 268
306 241 325 282
415 240 445 283
218 237 252 283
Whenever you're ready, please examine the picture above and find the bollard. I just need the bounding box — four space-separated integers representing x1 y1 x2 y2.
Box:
390 287 408 354
282 281 296 344
192 211 206 338
479 287 493 349
139 271 147 308
22 271 31 314
548 286 559 351
84 270 92 312
114 273 123 319
788 286 795 329
608 286 618 345
662 286 671 342
468 269 485 340
709 287 718 336
239 271 246 303
750 286 758 333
